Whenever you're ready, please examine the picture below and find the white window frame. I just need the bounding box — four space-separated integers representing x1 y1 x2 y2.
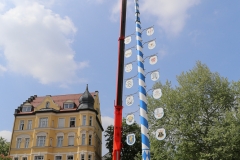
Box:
89 116 92 126
25 138 30 148
88 154 92 160
69 117 75 127
89 134 92 145
19 120 24 130
22 106 31 112
66 155 74 160
34 156 44 160
22 157 27 160
37 136 46 147
64 103 74 109
16 138 21 148
82 115 86 126
55 156 62 160
68 136 74 146
81 154 85 160
39 118 48 128
58 118 65 128
57 136 63 147
27 120 32 130
82 134 86 145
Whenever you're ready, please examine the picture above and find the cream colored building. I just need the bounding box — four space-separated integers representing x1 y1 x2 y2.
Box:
9 85 103 160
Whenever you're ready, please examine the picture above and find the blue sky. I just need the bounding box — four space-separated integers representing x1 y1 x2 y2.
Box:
0 0 239 155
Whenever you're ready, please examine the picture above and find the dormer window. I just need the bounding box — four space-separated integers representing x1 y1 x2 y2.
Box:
22 106 32 112
64 103 74 109
46 102 50 108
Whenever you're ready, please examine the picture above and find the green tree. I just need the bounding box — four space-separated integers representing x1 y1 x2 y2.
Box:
104 118 141 160
147 62 239 160
0 137 9 156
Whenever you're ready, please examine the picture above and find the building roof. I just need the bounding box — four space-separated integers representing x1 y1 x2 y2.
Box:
78 84 95 110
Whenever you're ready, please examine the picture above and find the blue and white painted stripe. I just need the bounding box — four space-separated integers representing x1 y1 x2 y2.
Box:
134 0 151 159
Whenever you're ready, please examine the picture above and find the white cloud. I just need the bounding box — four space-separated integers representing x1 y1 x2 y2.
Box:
101 116 114 155
0 64 7 74
0 130 12 142
111 0 201 36
0 2 5 12
0 1 88 84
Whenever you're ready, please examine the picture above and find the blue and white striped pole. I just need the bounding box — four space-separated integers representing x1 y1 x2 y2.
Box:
135 0 151 159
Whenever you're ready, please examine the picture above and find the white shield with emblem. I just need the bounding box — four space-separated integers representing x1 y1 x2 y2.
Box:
148 40 156 50
151 71 160 81
126 95 134 106
126 114 135 125
126 79 133 89
156 128 166 140
146 27 154 36
125 49 132 58
124 36 132 44
154 108 164 119
153 88 162 99
126 133 136 145
125 63 133 73
149 55 158 65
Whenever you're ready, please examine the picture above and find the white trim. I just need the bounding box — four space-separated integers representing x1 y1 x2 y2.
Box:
36 132 47 136
56 132 64 138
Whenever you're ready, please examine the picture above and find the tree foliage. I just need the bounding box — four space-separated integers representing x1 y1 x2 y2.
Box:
104 118 141 160
0 137 11 160
147 62 240 160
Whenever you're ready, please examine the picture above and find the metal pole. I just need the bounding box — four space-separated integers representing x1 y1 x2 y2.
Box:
113 0 127 160
134 0 151 159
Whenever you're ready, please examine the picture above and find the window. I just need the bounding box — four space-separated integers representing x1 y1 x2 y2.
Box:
82 134 85 145
22 106 31 112
19 120 24 130
23 157 27 160
81 154 85 160
89 135 92 145
58 118 65 128
88 155 92 160
16 138 21 148
14 158 18 160
64 103 74 109
27 120 32 130
56 156 62 160
57 136 63 147
68 136 74 146
37 136 45 147
89 116 92 126
67 156 73 160
39 118 48 128
69 117 75 127
25 138 30 148
35 156 43 160
82 115 86 126
46 102 50 108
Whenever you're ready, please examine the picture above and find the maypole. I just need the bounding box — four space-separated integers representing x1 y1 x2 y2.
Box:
135 0 151 159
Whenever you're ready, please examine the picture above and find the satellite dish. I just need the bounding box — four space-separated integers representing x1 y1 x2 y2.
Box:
154 108 164 119
126 114 135 125
125 63 133 73
146 27 154 36
151 71 160 81
153 88 162 99
156 128 166 140
124 36 132 44
149 55 158 65
148 40 156 50
125 49 132 58
126 133 136 145
126 79 133 89
126 95 134 106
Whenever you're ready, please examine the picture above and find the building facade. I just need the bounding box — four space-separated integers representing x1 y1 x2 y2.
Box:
9 85 103 160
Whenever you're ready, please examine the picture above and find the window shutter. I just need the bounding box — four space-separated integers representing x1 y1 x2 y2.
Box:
68 136 74 146
58 118 65 128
